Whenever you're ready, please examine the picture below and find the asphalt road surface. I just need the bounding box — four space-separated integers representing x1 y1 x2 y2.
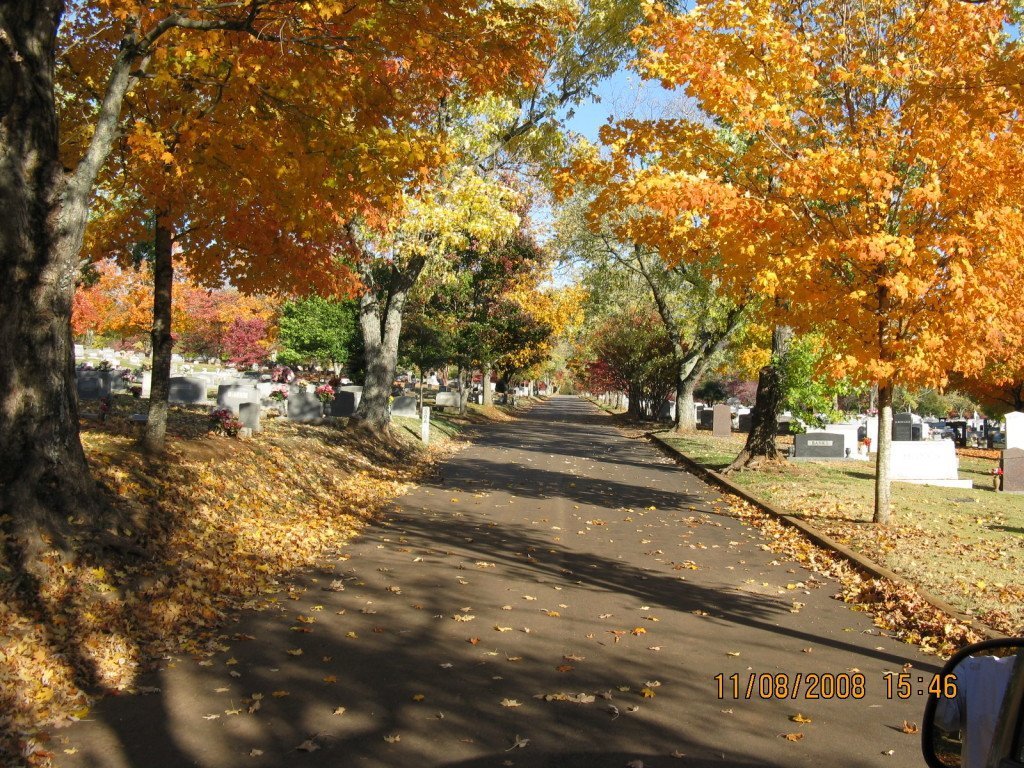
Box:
56 396 936 767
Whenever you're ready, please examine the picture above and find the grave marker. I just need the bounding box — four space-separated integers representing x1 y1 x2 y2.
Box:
712 404 732 436
1000 447 1024 492
892 412 914 441
1005 412 1024 451
288 392 322 422
391 396 418 418
239 402 261 433
793 432 845 459
168 376 207 404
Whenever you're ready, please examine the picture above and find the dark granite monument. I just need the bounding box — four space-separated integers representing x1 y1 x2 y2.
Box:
1000 447 1024 493
793 432 845 459
892 412 914 442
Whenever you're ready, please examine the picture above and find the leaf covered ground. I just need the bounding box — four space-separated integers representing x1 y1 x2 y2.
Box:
0 405 486 766
656 430 1023 640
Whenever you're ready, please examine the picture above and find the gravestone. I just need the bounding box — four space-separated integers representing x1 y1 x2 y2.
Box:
1004 412 1024 451
658 400 676 421
76 371 111 400
890 440 971 488
168 376 207 404
777 416 795 436
288 391 322 422
217 384 260 415
865 416 879 452
699 408 714 430
239 402 261 433
793 432 845 459
435 391 459 409
330 389 362 417
421 406 431 444
737 412 752 433
391 396 418 418
1000 447 1024 492
824 423 861 457
712 404 732 437
892 412 914 441
141 371 152 399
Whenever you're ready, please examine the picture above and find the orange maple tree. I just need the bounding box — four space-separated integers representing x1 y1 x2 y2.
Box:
575 0 1024 521
0 0 555 526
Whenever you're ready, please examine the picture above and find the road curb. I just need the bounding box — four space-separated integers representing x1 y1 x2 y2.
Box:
648 432 1006 641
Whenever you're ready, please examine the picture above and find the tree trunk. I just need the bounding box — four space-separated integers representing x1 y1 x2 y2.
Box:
482 361 493 407
143 214 174 453
675 377 697 432
725 325 792 472
458 367 469 416
0 5 100 544
873 383 894 524
350 256 426 430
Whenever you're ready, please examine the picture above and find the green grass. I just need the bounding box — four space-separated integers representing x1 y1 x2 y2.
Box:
657 430 1024 635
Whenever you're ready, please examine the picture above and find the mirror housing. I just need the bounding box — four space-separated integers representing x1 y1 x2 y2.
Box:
921 638 1024 768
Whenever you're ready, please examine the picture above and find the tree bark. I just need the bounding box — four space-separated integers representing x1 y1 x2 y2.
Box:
873 383 894 524
350 253 426 430
482 361 493 406
0 5 99 543
143 214 174 453
725 325 792 472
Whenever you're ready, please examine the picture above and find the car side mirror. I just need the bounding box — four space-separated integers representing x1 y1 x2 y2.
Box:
922 638 1024 768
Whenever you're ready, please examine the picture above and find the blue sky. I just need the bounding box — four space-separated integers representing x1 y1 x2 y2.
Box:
562 66 682 142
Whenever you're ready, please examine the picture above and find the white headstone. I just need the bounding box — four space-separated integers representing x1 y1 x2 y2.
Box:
421 406 431 444
865 416 879 453
890 440 972 488
1005 411 1024 450
823 423 862 458
141 371 152 399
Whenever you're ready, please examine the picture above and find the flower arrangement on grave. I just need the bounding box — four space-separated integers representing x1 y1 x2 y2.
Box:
98 395 113 422
315 384 335 404
271 365 295 384
269 384 289 402
862 437 871 449
209 407 244 437
97 360 113 371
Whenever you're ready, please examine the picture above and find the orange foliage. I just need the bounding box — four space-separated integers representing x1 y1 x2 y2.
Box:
569 0 1024 391
62 1 554 297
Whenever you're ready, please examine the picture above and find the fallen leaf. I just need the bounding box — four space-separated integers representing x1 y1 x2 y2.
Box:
501 698 522 707
384 734 401 743
297 739 319 752
286 649 303 656
782 733 804 742
332 707 347 716
506 734 530 751
790 713 812 723
900 721 919 734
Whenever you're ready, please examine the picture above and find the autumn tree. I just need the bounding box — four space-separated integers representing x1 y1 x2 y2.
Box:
593 0 1024 521
555 192 745 431
0 0 552 542
346 167 524 428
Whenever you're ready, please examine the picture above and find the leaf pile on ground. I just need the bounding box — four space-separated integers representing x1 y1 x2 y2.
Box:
714 494 986 656
655 431 1023 637
0 416 463 766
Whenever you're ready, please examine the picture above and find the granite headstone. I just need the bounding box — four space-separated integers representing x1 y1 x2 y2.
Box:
712 404 732 437
793 432 845 459
1000 447 1024 492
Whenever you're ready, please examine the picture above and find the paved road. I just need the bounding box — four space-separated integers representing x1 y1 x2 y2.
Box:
57 397 935 767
